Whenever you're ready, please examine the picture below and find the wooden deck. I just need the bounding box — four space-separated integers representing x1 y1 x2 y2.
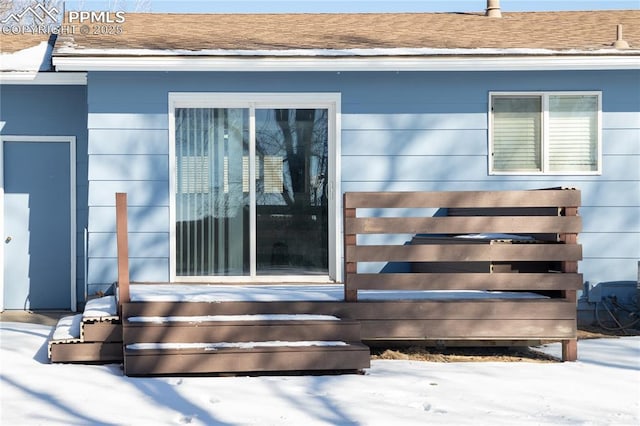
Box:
124 297 576 342
343 188 582 360
49 188 582 374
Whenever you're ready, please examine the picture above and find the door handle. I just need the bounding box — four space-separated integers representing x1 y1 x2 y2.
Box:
4 236 11 243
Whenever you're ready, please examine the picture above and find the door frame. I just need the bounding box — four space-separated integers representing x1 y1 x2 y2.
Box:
168 92 342 283
0 135 77 311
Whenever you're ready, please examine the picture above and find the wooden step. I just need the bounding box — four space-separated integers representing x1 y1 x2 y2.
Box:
49 315 123 364
121 305 370 376
82 320 122 342
124 342 370 376
122 301 343 318
50 341 122 363
123 317 362 344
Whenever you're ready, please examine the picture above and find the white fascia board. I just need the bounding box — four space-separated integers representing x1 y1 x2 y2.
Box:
0 71 87 85
52 55 640 72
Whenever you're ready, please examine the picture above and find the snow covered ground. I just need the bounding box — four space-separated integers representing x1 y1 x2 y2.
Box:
1 321 639 425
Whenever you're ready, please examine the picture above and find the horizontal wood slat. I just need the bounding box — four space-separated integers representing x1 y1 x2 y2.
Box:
343 300 577 320
447 207 559 217
347 272 583 291
348 244 582 262
123 321 362 344
344 189 581 209
124 344 370 376
345 216 582 234
125 299 576 321
49 342 123 363
360 319 576 340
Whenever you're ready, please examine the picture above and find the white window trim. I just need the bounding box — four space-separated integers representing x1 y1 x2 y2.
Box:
0 135 77 311
168 92 342 283
488 91 602 176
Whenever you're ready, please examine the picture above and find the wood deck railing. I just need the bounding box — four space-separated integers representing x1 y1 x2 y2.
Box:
343 188 582 360
116 192 130 315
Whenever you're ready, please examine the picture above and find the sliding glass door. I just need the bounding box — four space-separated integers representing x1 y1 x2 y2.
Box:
175 108 250 276
171 94 337 281
255 108 329 275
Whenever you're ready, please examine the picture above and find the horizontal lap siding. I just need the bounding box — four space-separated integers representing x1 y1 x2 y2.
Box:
86 73 172 291
342 129 486 156
88 258 168 284
341 154 639 182
85 70 639 289
341 70 639 287
88 129 169 154
89 181 169 207
89 233 169 258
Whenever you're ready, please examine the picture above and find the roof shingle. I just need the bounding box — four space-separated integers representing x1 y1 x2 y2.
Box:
0 34 52 54
51 11 639 55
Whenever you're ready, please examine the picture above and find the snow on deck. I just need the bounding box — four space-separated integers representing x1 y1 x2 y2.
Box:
83 295 117 318
51 314 82 340
126 341 349 351
128 314 340 323
130 284 548 303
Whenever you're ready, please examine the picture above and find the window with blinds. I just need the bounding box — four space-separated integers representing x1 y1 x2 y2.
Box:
490 92 600 174
548 95 598 172
492 96 542 172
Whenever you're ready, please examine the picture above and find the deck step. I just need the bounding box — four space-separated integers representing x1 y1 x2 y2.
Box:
124 316 362 344
122 308 370 376
82 320 122 342
124 342 370 376
49 316 123 364
50 341 122 363
49 296 123 364
50 301 372 375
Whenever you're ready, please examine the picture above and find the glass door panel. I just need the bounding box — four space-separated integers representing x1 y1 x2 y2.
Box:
175 108 250 276
255 108 329 275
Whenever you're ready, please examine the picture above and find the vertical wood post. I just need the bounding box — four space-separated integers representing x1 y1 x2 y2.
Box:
344 194 358 302
116 193 130 314
560 203 579 361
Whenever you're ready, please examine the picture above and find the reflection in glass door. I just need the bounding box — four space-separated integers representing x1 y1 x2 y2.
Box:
255 109 329 275
174 106 329 278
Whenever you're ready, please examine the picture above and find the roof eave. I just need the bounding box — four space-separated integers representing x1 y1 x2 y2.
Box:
52 54 640 72
0 71 87 85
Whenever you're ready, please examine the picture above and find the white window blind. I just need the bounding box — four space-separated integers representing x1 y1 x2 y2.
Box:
492 97 541 172
178 155 210 194
263 156 284 193
548 95 598 172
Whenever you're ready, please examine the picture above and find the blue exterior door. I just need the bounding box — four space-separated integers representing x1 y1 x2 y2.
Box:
3 141 72 310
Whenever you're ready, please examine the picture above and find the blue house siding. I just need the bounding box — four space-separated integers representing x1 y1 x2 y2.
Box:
84 70 640 298
1 84 88 306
